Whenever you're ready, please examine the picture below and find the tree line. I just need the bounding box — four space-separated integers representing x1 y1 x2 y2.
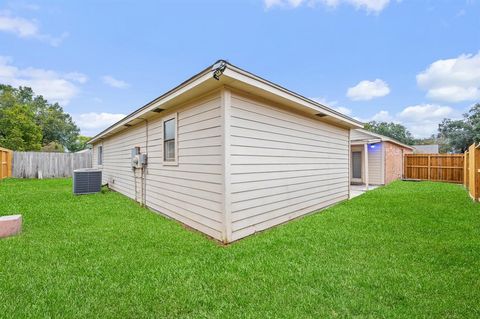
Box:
1 83 478 153
364 103 480 153
0 84 89 152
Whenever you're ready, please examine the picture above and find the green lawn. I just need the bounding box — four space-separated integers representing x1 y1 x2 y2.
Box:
1 179 479 318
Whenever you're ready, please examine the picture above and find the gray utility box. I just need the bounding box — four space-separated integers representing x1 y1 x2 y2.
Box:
73 169 102 195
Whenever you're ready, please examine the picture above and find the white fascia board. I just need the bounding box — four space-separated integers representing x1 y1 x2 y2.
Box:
355 129 414 150
351 138 382 145
89 70 213 144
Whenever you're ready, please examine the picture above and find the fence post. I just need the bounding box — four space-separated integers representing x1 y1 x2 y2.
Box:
0 150 3 179
474 147 477 200
464 151 469 188
468 144 478 200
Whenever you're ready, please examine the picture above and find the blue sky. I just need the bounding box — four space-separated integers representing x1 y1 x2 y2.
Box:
0 0 479 137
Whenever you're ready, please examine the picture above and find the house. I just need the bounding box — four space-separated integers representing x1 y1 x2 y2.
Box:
413 144 439 154
350 129 414 189
89 60 363 243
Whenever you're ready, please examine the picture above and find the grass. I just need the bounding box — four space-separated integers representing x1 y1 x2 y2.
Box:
0 179 479 318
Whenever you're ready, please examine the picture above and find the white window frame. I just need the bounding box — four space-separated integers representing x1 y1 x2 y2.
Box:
97 145 103 166
162 113 178 166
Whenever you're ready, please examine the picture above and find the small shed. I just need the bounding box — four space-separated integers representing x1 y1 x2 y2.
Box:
89 60 363 243
350 129 414 189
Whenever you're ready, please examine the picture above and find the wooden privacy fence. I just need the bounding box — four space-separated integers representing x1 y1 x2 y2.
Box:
464 144 480 201
12 151 92 178
404 154 464 183
0 147 13 179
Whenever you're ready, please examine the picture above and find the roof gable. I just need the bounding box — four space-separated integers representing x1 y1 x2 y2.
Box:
351 129 414 150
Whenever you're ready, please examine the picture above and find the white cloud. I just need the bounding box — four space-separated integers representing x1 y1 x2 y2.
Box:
102 75 129 89
0 11 67 46
354 109 391 123
346 0 390 12
417 52 480 103
265 0 302 8
64 72 88 84
371 110 392 121
0 56 86 105
333 106 352 115
0 12 37 36
397 104 456 137
397 104 454 121
311 97 352 115
264 0 390 13
73 112 126 137
347 79 390 101
311 96 338 106
357 104 457 137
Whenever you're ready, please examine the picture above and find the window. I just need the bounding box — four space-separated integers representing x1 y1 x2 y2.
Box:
97 146 103 165
163 114 177 164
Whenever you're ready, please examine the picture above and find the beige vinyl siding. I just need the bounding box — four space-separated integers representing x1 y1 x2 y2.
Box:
350 143 384 185
145 93 223 240
93 92 224 241
367 142 384 185
228 92 350 241
93 122 147 200
92 88 353 243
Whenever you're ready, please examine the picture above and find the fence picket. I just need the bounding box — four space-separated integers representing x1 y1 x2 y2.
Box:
12 151 92 178
465 144 480 201
0 147 13 179
404 154 464 183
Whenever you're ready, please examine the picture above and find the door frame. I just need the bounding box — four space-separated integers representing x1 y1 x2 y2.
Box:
351 148 363 183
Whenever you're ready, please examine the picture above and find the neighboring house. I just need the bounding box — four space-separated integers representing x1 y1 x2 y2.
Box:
413 144 439 154
89 60 362 243
350 129 414 188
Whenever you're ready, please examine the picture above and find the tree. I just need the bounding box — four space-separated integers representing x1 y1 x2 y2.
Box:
35 102 80 149
438 103 480 153
0 86 43 151
0 84 81 151
0 104 43 151
364 121 415 145
66 135 91 152
41 141 65 152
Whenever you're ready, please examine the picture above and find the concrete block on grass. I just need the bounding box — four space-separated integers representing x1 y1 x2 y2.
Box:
0 215 22 238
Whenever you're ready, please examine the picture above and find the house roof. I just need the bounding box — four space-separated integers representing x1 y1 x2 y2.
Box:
350 129 415 150
412 144 439 154
89 60 363 144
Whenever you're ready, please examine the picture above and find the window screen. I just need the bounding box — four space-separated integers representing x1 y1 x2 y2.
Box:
98 146 103 165
164 118 176 161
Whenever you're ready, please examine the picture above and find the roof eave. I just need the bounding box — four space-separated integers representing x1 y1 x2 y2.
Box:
353 129 414 150
89 60 364 144
88 65 214 144
223 64 363 129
